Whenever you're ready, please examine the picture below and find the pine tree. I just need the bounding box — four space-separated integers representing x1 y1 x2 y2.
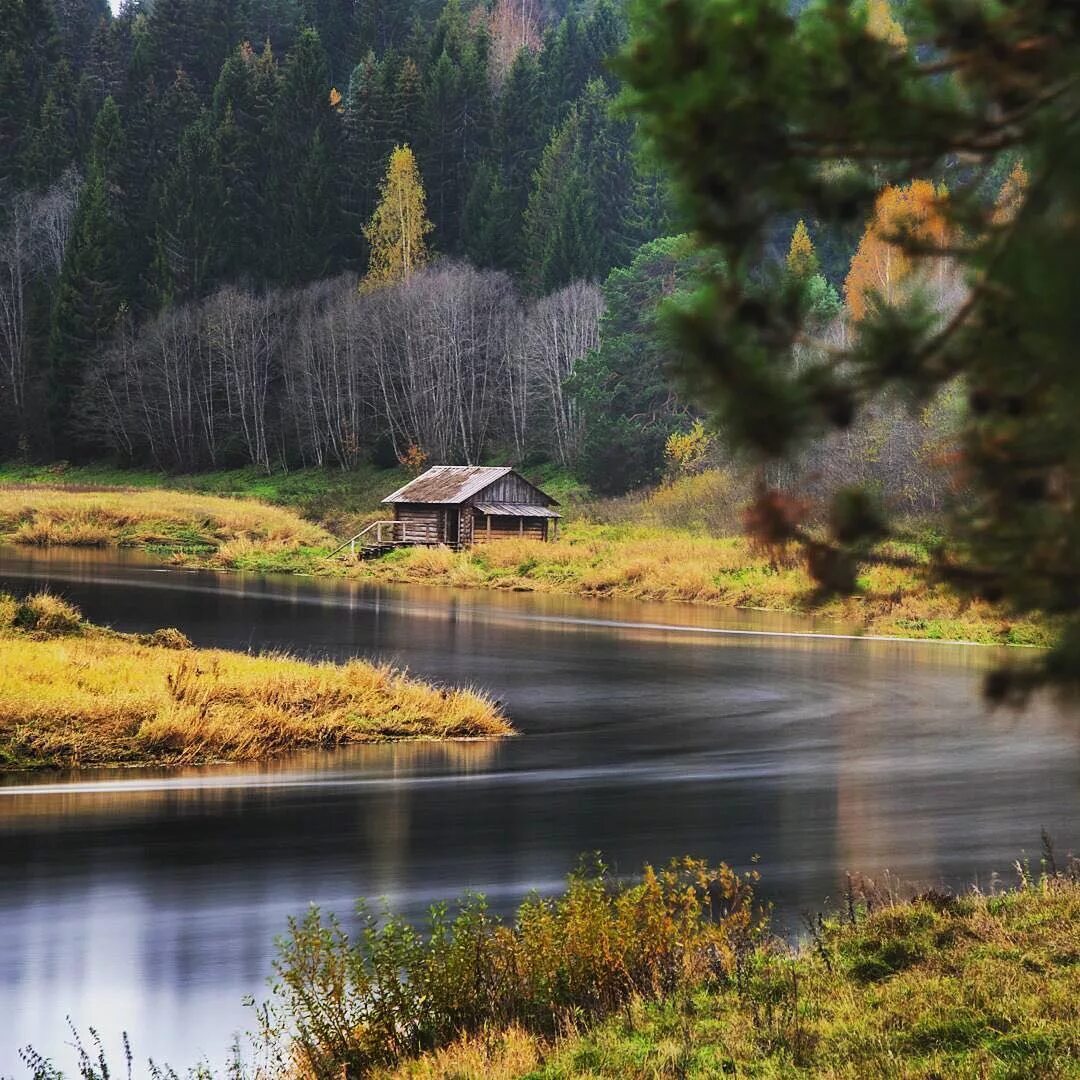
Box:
47 99 128 451
362 145 432 289
619 0 1080 692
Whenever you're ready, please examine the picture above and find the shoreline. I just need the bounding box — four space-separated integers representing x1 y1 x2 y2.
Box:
0 477 1052 650
0 547 1043 657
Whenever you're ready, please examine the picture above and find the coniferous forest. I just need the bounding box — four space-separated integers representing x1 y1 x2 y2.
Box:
1 0 674 473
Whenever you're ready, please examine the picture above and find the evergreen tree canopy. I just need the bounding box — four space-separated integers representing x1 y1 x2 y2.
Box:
619 0 1080 694
569 235 706 495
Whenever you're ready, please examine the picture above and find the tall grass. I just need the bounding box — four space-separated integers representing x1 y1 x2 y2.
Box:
0 592 510 769
349 521 1048 646
0 487 331 550
0 475 1051 647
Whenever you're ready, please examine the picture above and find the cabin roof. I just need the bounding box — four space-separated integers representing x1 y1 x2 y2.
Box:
382 466 521 505
473 502 561 519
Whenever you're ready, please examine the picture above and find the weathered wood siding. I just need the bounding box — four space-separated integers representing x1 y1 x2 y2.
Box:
464 473 550 506
394 504 445 542
473 512 548 542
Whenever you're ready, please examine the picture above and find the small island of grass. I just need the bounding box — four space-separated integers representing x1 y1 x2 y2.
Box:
0 592 511 771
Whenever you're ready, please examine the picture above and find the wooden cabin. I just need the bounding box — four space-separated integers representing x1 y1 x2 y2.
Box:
381 466 560 549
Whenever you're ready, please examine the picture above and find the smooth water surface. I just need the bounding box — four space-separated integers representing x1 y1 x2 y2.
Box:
0 547 1076 1073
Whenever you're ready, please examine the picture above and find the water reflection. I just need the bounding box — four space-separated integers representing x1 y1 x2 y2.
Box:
0 546 1076 1072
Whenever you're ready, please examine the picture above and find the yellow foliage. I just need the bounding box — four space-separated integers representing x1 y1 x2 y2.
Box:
786 218 818 279
844 179 949 321
664 420 714 475
866 0 907 48
328 86 342 110
362 145 433 290
994 160 1029 225
0 486 331 549
398 441 428 476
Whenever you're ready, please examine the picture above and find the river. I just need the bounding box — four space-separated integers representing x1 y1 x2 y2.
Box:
0 547 1076 1074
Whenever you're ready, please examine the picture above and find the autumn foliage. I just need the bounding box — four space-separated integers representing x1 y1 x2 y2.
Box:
843 180 949 321
362 146 433 291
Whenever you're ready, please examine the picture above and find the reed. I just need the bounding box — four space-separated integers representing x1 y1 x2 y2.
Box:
0 593 510 770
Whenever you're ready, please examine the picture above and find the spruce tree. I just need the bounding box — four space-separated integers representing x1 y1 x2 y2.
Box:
47 99 128 452
523 81 639 291
151 111 224 303
491 46 545 271
272 27 341 281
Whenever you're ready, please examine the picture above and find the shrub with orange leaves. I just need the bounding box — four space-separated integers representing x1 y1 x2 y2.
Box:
398 442 428 476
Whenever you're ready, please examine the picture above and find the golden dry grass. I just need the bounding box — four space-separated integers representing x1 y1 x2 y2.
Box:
0 486 331 550
372 1027 542 1080
0 593 510 770
0 480 1049 647
350 524 1048 646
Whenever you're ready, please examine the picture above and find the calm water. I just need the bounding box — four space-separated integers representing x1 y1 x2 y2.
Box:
0 547 1077 1073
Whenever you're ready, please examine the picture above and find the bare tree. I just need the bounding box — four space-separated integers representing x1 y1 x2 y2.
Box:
0 173 80 424
206 285 290 472
521 281 603 466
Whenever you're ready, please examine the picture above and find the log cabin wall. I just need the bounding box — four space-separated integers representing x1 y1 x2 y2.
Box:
394 504 445 542
473 513 548 541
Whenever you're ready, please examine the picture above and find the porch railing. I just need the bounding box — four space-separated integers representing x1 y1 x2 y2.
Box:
328 520 441 558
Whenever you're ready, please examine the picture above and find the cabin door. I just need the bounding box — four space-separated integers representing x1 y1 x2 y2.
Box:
446 508 459 547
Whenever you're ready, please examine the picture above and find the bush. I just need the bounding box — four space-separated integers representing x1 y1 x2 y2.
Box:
13 592 83 635
275 857 763 1078
140 627 193 650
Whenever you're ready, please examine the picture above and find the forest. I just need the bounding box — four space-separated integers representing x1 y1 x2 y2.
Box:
1 0 975 506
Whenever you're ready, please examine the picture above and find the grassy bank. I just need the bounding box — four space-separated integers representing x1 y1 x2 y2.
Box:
26 856 1080 1078
0 465 1051 647
267 854 1079 1080
0 592 510 770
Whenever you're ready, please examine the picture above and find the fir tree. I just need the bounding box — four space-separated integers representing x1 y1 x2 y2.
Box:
47 99 128 451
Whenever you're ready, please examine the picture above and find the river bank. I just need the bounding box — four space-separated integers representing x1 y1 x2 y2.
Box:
358 865 1080 1080
0 591 510 770
0 465 1051 647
